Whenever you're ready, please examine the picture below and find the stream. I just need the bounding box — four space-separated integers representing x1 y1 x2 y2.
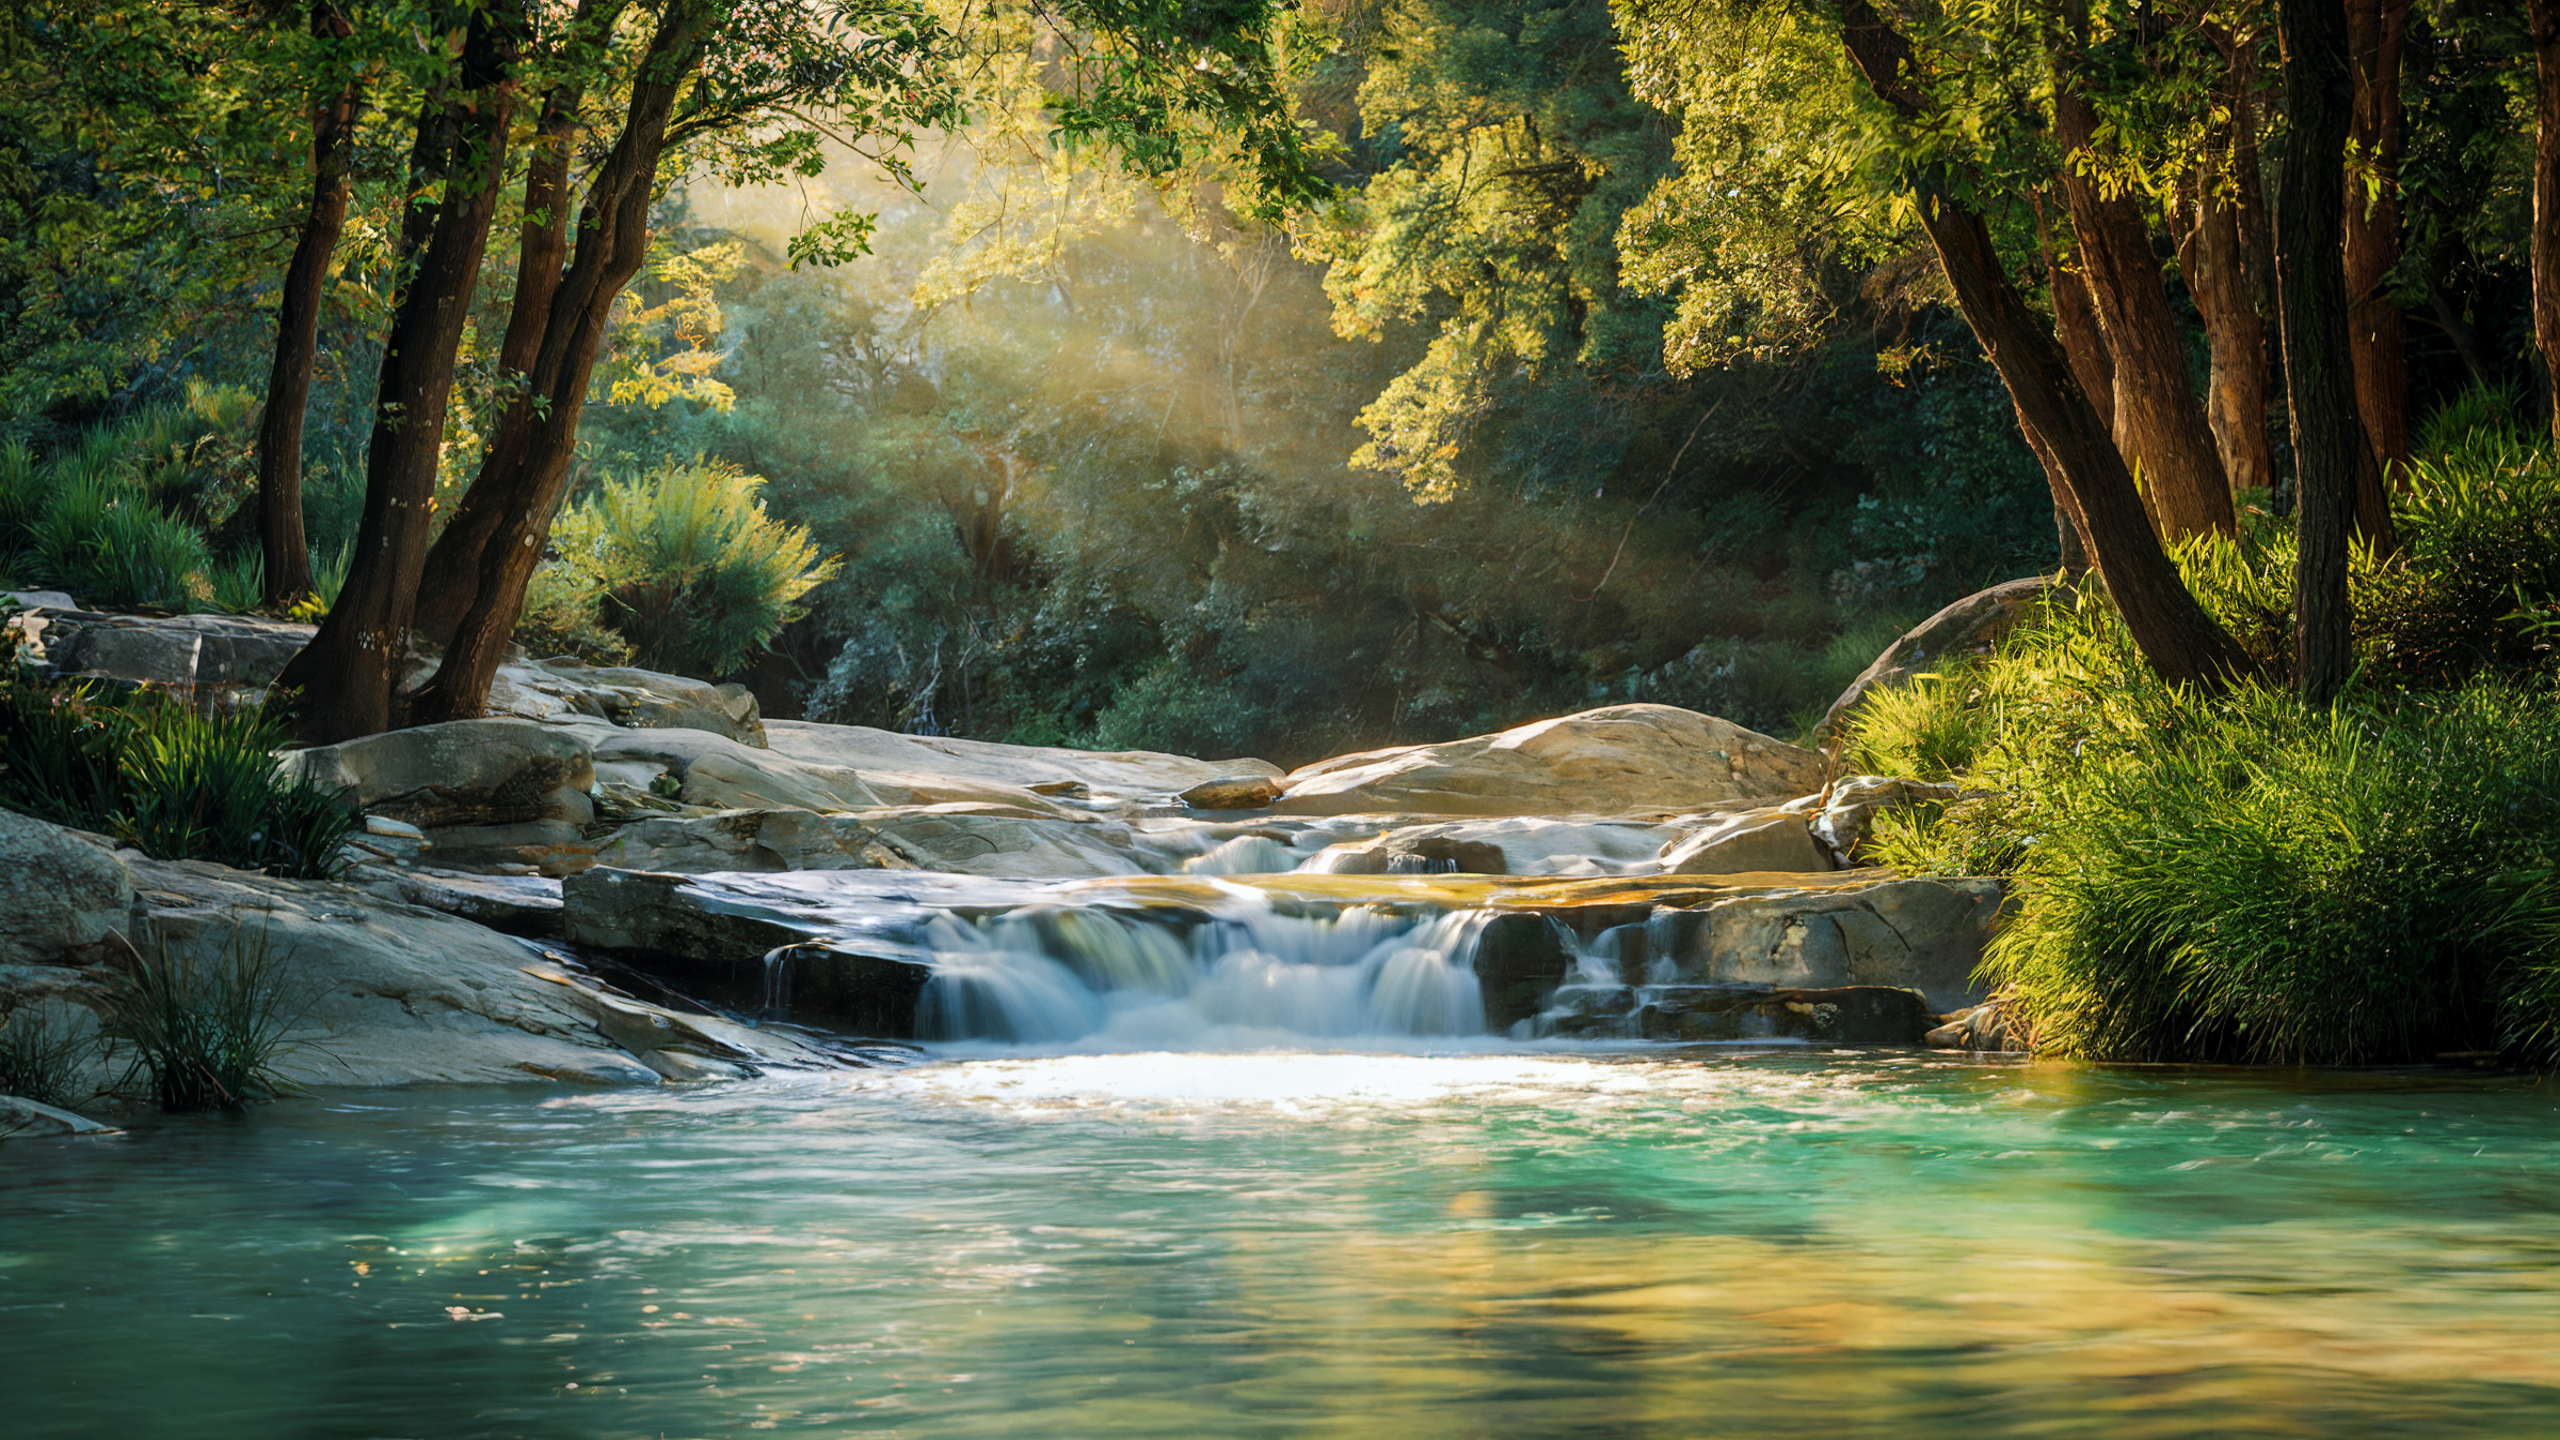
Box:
6 1049 2557 1437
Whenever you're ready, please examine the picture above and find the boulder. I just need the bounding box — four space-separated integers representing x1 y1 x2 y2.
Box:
489 659 769 746
1816 576 2059 747
568 723 885 814
281 719 594 830
1272 704 1826 818
561 868 935 1037
341 867 566 937
1811 775 1969 865
0 1094 120 1140
30 610 314 687
0 808 134 966
763 719 1279 805
124 857 842 1086
1685 875 2006 1014
1546 984 1933 1044
593 803 1146 880
1304 816 1690 878
1925 1001 2023 1053
1181 775 1285 810
1656 805 1832 876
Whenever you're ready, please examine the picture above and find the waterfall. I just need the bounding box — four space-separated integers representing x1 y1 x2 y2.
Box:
914 897 1492 1047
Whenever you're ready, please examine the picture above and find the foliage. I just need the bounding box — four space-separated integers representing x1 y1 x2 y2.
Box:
0 681 353 879
97 923 311 1112
1844 427 2560 1064
541 458 837 680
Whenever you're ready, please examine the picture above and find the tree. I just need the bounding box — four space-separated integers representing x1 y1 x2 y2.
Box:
252 0 367 608
270 0 523 741
2275 0 2363 704
2344 0 2410 474
2533 0 2560 441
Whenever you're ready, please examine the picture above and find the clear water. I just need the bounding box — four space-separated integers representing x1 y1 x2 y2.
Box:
6 1049 2559 1438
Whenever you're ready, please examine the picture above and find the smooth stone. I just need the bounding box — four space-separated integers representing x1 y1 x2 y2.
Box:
340 868 565 937
762 720 1279 805
1687 876 2006 1014
1549 984 1934 1044
5 590 79 611
0 1094 121 1139
637 1048 745 1082
592 804 1143 880
0 808 135 967
1811 775 1968 865
1180 775 1285 810
281 719 595 830
1273 704 1826 817
1657 807 1833 876
31 611 314 687
1817 576 2059 747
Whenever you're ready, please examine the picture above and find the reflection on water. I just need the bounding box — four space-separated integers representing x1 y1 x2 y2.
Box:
4 1051 2558 1438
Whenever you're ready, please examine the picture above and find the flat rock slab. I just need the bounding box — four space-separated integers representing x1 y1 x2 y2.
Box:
0 1094 121 1140
1545 984 1934 1045
1274 704 1826 817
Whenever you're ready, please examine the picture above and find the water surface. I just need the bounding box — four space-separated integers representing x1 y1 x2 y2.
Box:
5 1048 2557 1437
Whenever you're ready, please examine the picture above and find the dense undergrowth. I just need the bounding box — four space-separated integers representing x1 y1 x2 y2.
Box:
1846 410 2560 1066
0 670 352 878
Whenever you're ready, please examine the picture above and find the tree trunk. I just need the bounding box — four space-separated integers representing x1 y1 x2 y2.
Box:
2275 0 2362 706
2530 0 2560 442
406 3 714 725
412 77 586 642
2041 201 2115 434
272 4 519 742
2051 83 2236 541
1838 0 2251 689
252 1 360 609
2181 38 2278 501
2344 0 2410 477
2020 413 2096 577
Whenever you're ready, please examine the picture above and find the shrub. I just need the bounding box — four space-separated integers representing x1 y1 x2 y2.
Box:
0 681 354 879
98 923 311 1112
206 549 264 614
28 475 210 610
1981 679 2560 1065
543 457 836 678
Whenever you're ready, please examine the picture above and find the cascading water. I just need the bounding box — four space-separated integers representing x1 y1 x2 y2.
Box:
914 895 1492 1048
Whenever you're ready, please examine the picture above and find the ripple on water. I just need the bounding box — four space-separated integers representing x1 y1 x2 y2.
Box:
3 1050 2557 1439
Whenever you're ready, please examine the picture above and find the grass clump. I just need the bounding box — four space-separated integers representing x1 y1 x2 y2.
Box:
98 924 311 1112
535 457 837 678
0 1002 96 1108
0 681 354 878
1844 417 2560 1066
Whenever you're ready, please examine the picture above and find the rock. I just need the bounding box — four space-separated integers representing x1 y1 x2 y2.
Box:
0 1094 121 1140
1817 577 2060 747
32 611 314 687
1811 775 1969 865
340 867 565 937
1301 816 1691 877
282 719 595 830
1550 985 1933 1045
0 808 135 966
1273 704 1826 817
1925 1001 2022 1053
565 723 885 814
1180 775 1285 810
638 1048 745 1082
123 857 848 1087
6 590 79 612
562 868 935 1037
1685 875 2007 1014
762 719 1279 806
490 660 770 746
1656 806 1833 875
592 804 1145 880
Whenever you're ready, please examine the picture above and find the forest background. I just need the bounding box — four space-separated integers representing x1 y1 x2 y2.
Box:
0 0 2544 767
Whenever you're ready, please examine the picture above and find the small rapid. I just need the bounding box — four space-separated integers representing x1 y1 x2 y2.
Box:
912 898 1493 1047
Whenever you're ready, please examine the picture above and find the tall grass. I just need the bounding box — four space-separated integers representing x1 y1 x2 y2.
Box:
98 924 311 1112
0 681 354 877
1844 416 2560 1065
0 1002 96 1108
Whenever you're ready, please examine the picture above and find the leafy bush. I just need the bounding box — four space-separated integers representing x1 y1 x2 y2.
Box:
1842 423 2560 1065
28 475 211 610
98 924 310 1112
0 681 353 878
539 457 836 679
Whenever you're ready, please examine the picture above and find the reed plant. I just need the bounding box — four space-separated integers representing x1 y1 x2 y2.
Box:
0 1002 97 1108
98 923 311 1112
